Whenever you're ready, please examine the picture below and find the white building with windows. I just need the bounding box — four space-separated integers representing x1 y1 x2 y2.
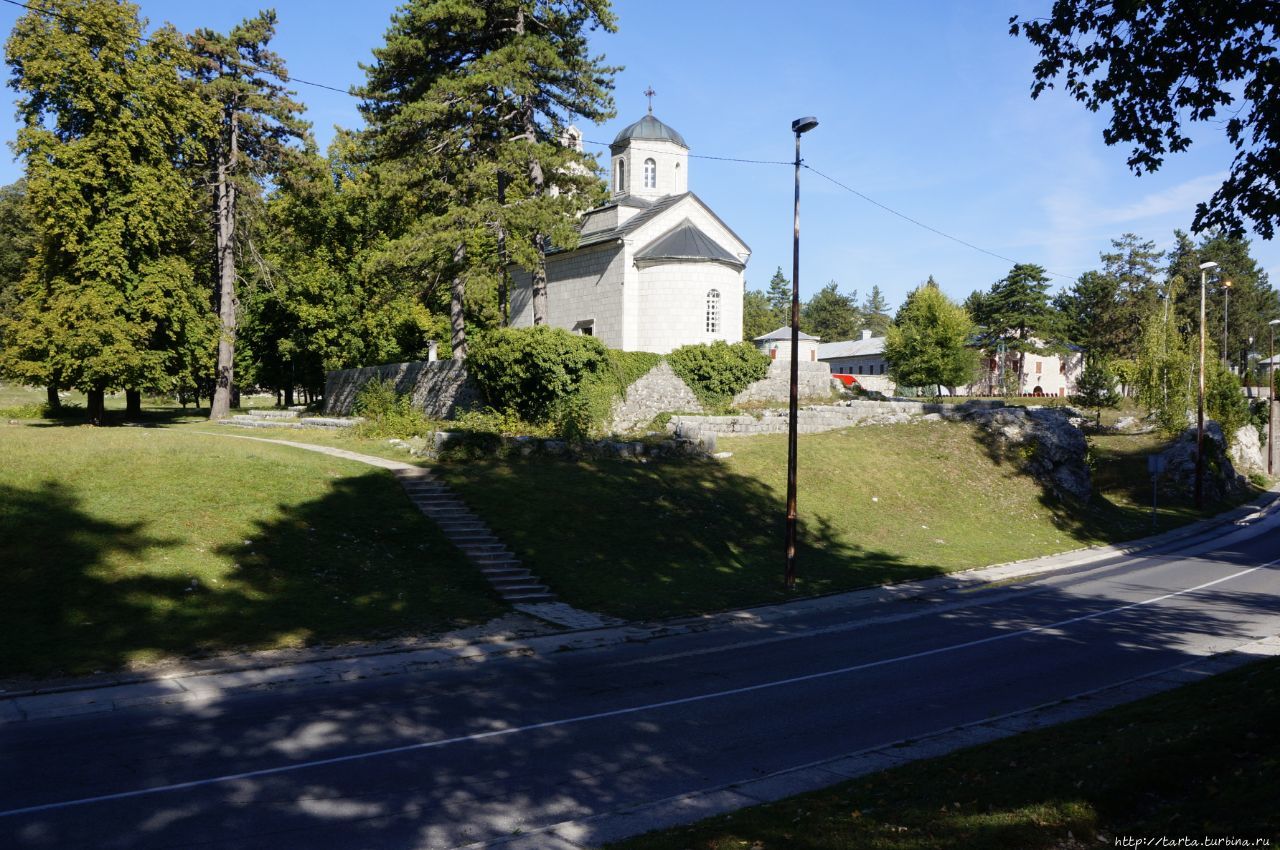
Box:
509 110 750 353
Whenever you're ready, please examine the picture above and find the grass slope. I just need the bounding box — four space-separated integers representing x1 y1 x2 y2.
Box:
610 657 1280 849
0 425 502 679
439 421 1255 621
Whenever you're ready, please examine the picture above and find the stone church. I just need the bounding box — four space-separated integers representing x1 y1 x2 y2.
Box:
509 109 750 353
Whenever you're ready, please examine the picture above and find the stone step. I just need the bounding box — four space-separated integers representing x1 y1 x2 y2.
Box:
418 507 472 517
219 419 305 429
495 583 550 595
298 417 361 428
436 522 487 531
474 558 522 569
413 499 468 509
403 487 450 496
481 567 531 579
449 531 499 541
456 542 507 552
502 590 557 602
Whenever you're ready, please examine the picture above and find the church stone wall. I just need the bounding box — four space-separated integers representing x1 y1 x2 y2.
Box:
633 261 743 354
510 242 625 347
733 360 838 405
607 361 705 432
323 360 479 419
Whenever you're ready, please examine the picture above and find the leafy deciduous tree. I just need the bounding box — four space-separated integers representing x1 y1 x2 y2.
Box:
885 280 977 397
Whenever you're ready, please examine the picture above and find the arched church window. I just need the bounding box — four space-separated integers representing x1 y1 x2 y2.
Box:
706 289 721 334
616 158 625 192
643 158 656 189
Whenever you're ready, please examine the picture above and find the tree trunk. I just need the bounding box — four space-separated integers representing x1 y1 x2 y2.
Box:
45 384 60 411
450 242 467 360
497 171 509 327
210 109 239 420
87 386 105 426
125 389 142 419
284 384 294 407
515 15 551 326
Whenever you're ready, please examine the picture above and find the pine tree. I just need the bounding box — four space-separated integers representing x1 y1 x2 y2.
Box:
357 0 617 357
742 290 777 340
188 11 310 419
1053 270 1122 358
801 281 860 342
974 264 1056 393
2 0 213 423
1070 358 1120 425
765 267 791 317
1101 233 1164 357
862 284 891 336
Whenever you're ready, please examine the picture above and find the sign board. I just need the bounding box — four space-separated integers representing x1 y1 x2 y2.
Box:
1147 454 1167 476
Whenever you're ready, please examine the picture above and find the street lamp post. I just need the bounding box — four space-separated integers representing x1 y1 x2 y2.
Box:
1196 261 1219 508
1270 319 1280 476
785 115 818 591
1222 279 1232 369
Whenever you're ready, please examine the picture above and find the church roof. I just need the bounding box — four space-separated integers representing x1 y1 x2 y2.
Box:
634 219 744 267
570 193 751 255
817 336 885 359
611 113 688 149
755 326 820 342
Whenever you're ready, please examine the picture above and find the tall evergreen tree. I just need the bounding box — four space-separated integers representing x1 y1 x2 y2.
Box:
801 281 860 342
765 267 791 317
188 11 310 419
357 0 617 358
3 0 213 423
1053 269 1122 357
1101 233 1164 356
973 264 1056 391
742 289 777 340
862 284 892 336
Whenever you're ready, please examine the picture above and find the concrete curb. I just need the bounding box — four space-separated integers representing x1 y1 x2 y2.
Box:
463 632 1280 850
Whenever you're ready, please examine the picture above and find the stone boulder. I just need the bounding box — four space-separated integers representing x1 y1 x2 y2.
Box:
1229 424 1265 477
1156 421 1247 502
963 405 1092 502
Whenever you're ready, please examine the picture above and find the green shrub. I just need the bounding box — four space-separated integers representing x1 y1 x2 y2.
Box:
351 379 432 438
0 402 50 419
554 349 665 440
451 407 554 438
467 326 608 423
667 341 769 407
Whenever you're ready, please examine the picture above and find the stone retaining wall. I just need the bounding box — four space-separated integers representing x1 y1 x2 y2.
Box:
608 361 704 432
667 400 998 441
733 360 840 405
324 360 480 419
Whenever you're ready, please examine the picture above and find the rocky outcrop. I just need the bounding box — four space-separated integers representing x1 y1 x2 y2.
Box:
1157 422 1248 502
1230 424 1265 477
962 405 1093 502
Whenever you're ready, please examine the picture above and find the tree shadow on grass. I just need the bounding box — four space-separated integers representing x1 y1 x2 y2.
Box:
0 474 503 682
440 455 939 622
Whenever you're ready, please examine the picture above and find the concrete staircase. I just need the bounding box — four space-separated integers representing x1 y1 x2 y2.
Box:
393 467 557 604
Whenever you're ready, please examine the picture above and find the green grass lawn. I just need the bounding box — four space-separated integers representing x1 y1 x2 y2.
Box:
0 423 502 680
609 656 1280 850
437 421 1257 622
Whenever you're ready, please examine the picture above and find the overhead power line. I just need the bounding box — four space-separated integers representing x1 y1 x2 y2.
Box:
0 0 352 95
801 163 1077 281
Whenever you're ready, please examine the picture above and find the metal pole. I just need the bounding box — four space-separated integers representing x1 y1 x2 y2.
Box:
784 129 802 590
1196 268 1207 508
1222 283 1230 369
1268 326 1275 471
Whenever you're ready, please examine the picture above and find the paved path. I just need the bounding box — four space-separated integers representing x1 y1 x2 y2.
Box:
189 431 609 627
3 504 1278 848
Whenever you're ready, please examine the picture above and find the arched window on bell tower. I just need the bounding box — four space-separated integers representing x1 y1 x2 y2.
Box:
643 158 657 189
615 158 625 194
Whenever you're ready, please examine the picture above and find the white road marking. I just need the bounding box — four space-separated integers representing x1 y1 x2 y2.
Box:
1 561 1273 819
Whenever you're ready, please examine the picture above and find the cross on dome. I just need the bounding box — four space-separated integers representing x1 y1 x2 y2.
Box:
644 85 656 114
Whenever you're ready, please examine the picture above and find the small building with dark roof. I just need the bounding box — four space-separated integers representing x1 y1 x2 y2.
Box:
509 109 750 353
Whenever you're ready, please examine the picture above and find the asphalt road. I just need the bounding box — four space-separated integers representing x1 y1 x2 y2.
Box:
3 523 1279 849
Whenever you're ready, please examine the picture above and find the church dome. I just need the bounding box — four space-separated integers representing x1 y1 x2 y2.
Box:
612 114 688 149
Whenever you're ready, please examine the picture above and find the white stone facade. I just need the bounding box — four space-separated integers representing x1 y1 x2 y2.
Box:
966 349 1085 397
508 112 748 354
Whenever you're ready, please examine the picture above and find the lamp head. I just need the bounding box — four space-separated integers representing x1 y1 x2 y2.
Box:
791 116 819 135
1223 279 1233 288
1270 319 1280 326
1199 261 1219 271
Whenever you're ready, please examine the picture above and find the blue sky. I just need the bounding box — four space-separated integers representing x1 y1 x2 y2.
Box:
1 0 1273 314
